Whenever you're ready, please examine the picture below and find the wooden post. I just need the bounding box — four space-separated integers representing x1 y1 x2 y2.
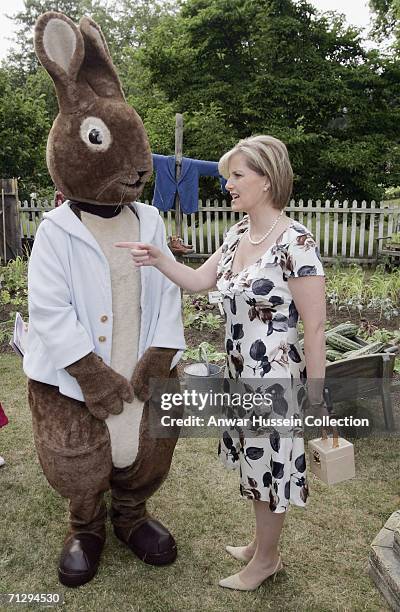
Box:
174 113 183 239
1 188 6 264
0 178 22 264
381 354 395 431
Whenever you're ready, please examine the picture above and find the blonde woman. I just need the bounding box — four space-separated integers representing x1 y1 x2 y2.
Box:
117 135 326 591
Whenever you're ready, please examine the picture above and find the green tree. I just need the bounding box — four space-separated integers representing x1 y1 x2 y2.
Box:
184 102 236 162
0 68 51 197
142 0 400 200
2 0 399 202
369 0 400 46
5 0 177 81
4 0 106 80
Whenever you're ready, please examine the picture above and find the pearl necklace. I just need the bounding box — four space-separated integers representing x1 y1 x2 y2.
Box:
247 210 284 245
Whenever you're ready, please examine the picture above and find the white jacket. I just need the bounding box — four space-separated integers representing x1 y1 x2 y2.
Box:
23 201 185 401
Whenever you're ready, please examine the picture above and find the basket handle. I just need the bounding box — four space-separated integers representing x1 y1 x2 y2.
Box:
321 426 339 448
199 344 210 375
321 387 339 448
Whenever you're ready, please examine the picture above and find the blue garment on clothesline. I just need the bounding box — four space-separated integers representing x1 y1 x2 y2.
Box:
152 154 227 213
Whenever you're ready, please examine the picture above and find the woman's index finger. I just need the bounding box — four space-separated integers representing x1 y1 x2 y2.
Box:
114 242 145 249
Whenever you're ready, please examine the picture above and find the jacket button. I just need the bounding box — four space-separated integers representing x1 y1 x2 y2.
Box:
100 315 108 322
98 336 106 342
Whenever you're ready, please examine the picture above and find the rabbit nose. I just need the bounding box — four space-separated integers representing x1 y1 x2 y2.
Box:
138 170 146 178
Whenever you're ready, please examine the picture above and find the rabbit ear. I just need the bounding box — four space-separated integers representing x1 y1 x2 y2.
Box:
78 16 125 101
34 12 86 114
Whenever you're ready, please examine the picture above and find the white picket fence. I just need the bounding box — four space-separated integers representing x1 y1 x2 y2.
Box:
161 199 400 262
19 198 400 263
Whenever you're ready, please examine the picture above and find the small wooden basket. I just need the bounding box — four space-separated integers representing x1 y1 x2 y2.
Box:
308 430 355 485
308 389 355 485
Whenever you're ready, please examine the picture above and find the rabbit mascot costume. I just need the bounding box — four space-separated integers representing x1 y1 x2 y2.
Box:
24 12 185 587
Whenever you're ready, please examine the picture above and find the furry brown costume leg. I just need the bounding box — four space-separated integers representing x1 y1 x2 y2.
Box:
110 404 178 532
111 368 180 565
28 380 112 537
28 379 113 587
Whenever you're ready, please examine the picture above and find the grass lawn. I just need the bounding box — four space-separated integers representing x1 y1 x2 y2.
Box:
1 352 399 611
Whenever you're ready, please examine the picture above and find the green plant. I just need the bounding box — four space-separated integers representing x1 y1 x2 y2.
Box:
183 294 223 331
388 232 400 244
0 256 28 296
0 257 28 345
182 341 225 363
326 265 400 320
367 328 400 346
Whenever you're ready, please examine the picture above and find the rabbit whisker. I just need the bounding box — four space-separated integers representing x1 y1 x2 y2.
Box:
95 176 121 200
118 183 128 206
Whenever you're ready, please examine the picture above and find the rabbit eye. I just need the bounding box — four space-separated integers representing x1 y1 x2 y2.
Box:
80 116 112 152
88 128 103 145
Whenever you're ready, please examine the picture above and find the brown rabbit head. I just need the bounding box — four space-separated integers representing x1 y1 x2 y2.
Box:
34 12 153 205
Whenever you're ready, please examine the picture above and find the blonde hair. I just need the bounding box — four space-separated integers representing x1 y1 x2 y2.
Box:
218 135 293 210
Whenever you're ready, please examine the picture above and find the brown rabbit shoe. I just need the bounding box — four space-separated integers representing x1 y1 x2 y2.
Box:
114 519 177 566
58 532 105 588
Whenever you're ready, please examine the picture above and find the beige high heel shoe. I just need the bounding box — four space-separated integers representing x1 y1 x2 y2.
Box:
218 554 283 591
225 545 254 563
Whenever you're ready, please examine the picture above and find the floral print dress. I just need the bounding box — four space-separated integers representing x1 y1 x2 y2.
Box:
216 216 325 512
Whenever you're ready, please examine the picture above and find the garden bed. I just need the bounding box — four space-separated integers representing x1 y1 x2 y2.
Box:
183 304 400 359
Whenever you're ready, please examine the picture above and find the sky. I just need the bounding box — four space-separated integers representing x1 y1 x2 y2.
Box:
0 0 374 61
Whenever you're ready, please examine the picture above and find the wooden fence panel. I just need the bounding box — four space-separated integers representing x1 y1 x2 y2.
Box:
349 201 358 257
324 200 330 256
387 207 394 238
190 212 197 251
198 208 204 253
19 199 53 241
182 213 189 246
222 206 228 240
1 179 22 263
206 200 212 254
341 200 348 257
367 201 376 258
378 201 385 244
288 199 296 222
17 198 400 263
332 200 339 256
298 199 304 226
214 199 220 250
359 200 367 257
315 199 321 249
306 199 313 233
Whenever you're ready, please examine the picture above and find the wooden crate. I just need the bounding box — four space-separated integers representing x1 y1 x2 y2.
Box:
325 352 396 430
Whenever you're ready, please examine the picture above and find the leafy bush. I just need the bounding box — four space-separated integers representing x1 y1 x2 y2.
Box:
388 232 400 244
0 257 28 345
183 294 223 331
326 264 400 319
384 186 400 200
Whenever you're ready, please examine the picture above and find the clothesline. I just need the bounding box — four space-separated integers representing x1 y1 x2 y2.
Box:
152 154 227 214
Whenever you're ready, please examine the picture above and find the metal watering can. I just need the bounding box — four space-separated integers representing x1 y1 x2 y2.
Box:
183 344 224 382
